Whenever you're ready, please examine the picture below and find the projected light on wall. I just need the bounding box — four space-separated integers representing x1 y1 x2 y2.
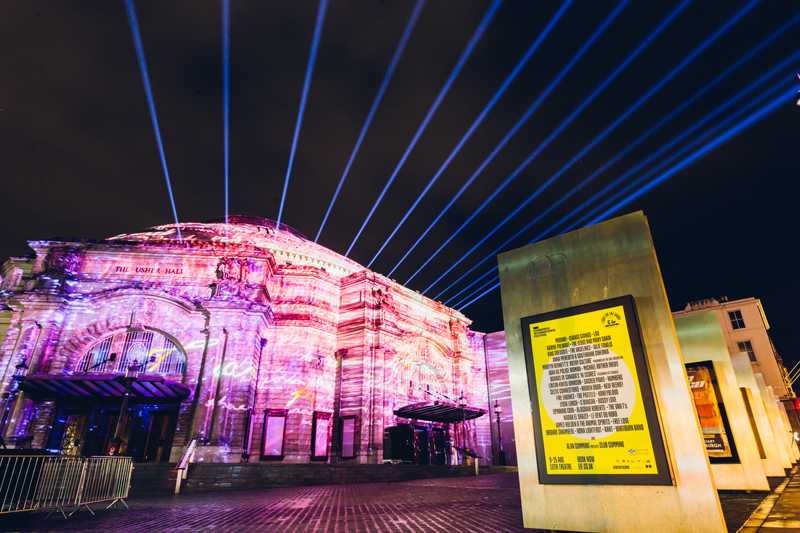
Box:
0 217 496 464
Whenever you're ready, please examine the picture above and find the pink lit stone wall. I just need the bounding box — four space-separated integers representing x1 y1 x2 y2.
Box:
0 218 496 464
484 331 517 466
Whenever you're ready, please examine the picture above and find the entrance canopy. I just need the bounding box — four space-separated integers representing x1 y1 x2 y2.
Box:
394 401 486 423
21 373 190 403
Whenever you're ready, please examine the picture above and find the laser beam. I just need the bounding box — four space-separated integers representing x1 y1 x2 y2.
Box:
314 0 425 243
444 266 497 306
223 0 230 225
450 273 500 309
366 0 573 268
344 0 502 257
277 0 328 229
422 0 758 294
580 79 793 227
124 0 182 241
456 83 795 311
390 0 631 280
592 88 795 227
460 81 790 307
435 49 799 301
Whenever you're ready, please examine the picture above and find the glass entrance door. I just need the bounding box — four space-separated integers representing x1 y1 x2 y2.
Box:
47 401 178 462
125 405 177 463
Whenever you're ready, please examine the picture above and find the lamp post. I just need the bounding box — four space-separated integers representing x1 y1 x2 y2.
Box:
458 390 468 465
0 357 28 448
108 360 143 455
494 399 505 466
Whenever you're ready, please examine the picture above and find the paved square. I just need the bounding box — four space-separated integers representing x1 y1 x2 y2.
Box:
0 472 770 532
2 473 525 532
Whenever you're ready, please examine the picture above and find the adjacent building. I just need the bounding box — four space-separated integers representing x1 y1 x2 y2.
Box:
673 297 794 400
0 217 494 465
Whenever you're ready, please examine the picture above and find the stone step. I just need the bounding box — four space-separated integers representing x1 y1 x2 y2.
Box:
129 463 179 495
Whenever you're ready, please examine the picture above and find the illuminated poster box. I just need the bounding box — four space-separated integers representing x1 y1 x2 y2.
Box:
685 361 738 463
521 295 671 485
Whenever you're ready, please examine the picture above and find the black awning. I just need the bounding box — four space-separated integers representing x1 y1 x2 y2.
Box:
394 401 486 423
20 373 190 403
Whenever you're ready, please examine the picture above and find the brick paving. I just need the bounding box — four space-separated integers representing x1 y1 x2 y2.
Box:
1 473 525 533
0 472 778 532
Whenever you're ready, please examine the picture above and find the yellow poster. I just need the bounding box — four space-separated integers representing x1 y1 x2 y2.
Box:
525 298 666 480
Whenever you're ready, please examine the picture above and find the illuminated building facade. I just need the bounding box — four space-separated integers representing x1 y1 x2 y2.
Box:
0 217 494 464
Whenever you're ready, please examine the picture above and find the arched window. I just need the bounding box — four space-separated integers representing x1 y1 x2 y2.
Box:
77 329 186 376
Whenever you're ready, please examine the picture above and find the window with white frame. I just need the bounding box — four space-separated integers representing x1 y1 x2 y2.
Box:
728 310 745 330
737 340 757 362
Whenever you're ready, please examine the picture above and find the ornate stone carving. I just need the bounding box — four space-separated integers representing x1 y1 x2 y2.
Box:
212 257 268 304
216 257 242 282
45 248 82 277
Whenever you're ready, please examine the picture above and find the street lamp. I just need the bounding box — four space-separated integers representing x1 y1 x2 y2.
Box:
494 399 505 466
108 360 143 455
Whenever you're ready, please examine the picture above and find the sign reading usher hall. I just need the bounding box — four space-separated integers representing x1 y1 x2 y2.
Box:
521 295 672 485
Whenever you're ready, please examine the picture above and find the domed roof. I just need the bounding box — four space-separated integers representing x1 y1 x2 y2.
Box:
108 215 365 278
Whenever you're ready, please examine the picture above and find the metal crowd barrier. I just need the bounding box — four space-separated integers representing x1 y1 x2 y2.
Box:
0 455 132 518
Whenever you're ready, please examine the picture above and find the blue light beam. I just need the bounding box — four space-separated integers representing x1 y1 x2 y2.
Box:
588 87 795 223
365 0 573 267
456 80 791 308
124 0 182 241
578 79 793 228
344 0 502 257
314 0 426 243
455 83 795 311
391 0 631 280
422 0 757 294
277 0 328 228
223 0 230 225
436 49 799 302
450 272 501 309
444 266 497 306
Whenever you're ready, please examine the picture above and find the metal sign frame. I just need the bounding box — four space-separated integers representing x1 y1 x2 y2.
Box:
520 294 672 485
685 360 740 464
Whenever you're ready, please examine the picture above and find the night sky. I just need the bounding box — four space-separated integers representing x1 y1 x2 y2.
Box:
1 2 798 368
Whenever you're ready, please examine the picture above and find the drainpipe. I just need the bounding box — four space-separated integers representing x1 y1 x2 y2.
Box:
206 328 229 444
481 334 497 465
187 309 212 441
242 337 266 461
332 349 345 463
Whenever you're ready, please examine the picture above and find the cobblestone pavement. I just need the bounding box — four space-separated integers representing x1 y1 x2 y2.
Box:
0 472 774 532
